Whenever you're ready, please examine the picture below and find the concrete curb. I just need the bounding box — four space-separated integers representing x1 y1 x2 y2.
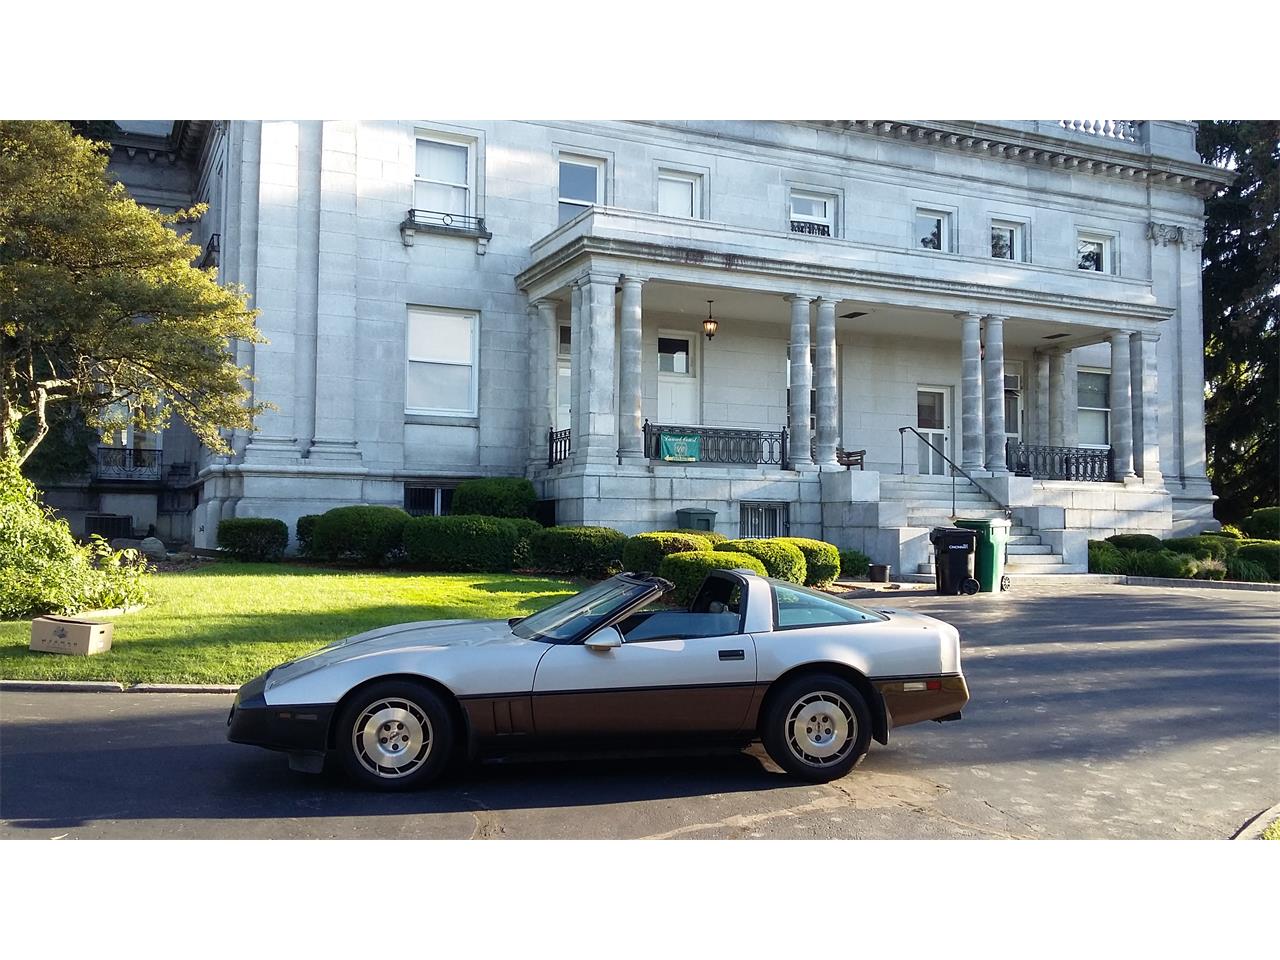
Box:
1125 576 1280 592
127 683 240 694
1232 801 1280 840
1 680 236 694
893 573 1278 592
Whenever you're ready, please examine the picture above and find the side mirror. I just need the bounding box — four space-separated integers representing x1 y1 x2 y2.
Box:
584 626 623 651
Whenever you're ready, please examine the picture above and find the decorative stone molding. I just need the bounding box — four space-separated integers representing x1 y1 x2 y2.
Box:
1147 222 1182 247
1179 225 1205 250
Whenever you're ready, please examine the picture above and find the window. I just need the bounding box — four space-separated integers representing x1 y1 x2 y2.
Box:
558 155 603 224
406 306 478 416
404 484 455 517
558 324 572 358
789 189 835 237
915 210 952 252
1077 232 1114 274
741 502 789 538
1077 370 1111 448
658 336 692 375
772 581 886 630
1004 363 1022 439
991 220 1025 261
415 137 470 215
658 170 702 218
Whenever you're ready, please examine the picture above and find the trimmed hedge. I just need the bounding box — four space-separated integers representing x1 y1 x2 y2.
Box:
717 538 806 584
311 505 409 566
1118 548 1198 579
403 515 522 571
1236 541 1279 581
1240 507 1280 541
1162 535 1232 561
217 517 288 562
775 537 841 587
623 532 712 574
451 477 537 519
295 515 321 557
529 526 627 578
507 518 544 568
1204 524 1245 540
658 550 768 605
839 549 871 579
1105 533 1163 552
1088 539 1124 574
659 528 728 544
1226 555 1271 583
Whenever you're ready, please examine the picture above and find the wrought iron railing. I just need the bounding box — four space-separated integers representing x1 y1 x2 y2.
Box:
789 220 831 237
93 447 163 482
1058 120 1141 143
1006 442 1114 482
198 233 220 268
898 426 1012 518
401 208 492 238
643 421 789 468
548 427 571 467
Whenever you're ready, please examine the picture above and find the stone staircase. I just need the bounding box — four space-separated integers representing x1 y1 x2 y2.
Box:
878 474 1072 577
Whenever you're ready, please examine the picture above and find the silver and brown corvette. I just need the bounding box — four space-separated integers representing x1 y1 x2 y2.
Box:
227 569 969 790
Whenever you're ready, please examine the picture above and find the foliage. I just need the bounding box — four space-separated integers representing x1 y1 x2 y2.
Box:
1226 554 1271 583
716 539 806 584
1239 507 1280 541
1105 534 1163 552
217 518 288 562
838 549 872 579
659 528 728 545
506 518 544 567
622 532 712 574
403 515 524 572
0 453 150 618
1161 535 1232 561
1088 540 1125 575
1235 541 1280 581
1191 558 1227 581
528 526 627 578
295 515 321 558
15 402 96 486
311 505 409 567
657 551 768 606
775 537 841 587
1203 524 1244 540
0 121 265 466
1196 121 1279 523
450 477 537 519
1116 549 1199 580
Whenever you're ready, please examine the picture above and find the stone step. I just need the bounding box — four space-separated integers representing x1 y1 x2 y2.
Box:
882 491 992 503
1010 526 1033 536
1007 543 1053 555
1006 554 1066 568
1008 534 1041 545
908 512 1008 525
894 498 998 511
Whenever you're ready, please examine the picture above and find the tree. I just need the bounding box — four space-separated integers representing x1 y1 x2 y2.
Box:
0 120 264 466
1196 121 1279 523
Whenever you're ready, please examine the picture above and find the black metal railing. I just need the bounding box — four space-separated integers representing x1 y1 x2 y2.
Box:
1006 442 1114 482
899 426 1012 519
93 447 163 482
401 209 492 238
198 233 220 268
789 220 831 237
643 421 789 468
548 427 571 467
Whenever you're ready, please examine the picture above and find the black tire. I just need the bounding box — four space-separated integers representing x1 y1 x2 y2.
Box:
960 577 981 596
335 680 454 791
760 673 872 782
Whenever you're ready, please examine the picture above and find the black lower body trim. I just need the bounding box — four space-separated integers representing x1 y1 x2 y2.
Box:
226 674 333 753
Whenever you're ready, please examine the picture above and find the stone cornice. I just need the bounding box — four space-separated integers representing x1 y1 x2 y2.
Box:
1149 221 1205 249
816 121 1232 197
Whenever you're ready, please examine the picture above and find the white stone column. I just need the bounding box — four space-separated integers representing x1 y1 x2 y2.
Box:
982 315 1007 473
618 277 646 462
529 299 558 467
568 279 585 458
1132 331 1163 484
786 295 814 466
813 297 838 465
582 273 619 463
959 312 985 470
1047 349 1067 446
1109 331 1136 479
292 119 322 457
1033 351 1050 444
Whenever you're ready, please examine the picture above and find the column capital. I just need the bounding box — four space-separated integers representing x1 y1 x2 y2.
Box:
531 297 559 312
982 313 1007 324
813 295 840 306
956 310 985 322
1136 330 1161 344
619 275 648 289
1108 329 1130 345
583 271 618 287
784 293 815 305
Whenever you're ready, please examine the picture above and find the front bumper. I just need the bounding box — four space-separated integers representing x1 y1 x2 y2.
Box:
226 670 334 753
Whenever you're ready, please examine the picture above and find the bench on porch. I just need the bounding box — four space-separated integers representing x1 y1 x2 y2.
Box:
836 447 866 470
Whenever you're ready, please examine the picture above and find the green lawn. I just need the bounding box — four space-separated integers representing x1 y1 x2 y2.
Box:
0 562 578 685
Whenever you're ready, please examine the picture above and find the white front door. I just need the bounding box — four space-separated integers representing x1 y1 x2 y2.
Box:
656 332 698 423
916 387 950 475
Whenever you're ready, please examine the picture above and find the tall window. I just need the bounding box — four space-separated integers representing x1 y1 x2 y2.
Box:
415 137 470 215
991 220 1025 261
658 335 693 375
558 155 603 224
915 209 953 252
406 307 478 416
789 189 835 236
1077 231 1114 274
658 170 701 218
1077 370 1111 448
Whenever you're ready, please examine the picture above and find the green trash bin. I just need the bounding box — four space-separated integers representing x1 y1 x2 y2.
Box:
954 518 1011 592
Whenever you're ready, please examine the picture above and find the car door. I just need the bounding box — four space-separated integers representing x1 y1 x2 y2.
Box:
531 629 758 737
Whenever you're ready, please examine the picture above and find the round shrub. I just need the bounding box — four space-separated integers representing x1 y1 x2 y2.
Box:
659 528 728 545
1106 533 1163 552
622 532 712 574
529 526 627 578
1088 540 1125 574
1235 541 1279 581
403 515 522 571
839 549 871 579
217 517 288 562
1226 555 1271 583
658 550 768 605
1161 535 1231 561
295 514 321 557
451 477 537 519
1118 548 1197 579
1240 507 1280 541
716 538 806 584
1205 524 1245 540
311 505 409 566
775 537 840 586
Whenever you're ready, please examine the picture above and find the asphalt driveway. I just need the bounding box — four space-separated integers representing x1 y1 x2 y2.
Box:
1 582 1276 839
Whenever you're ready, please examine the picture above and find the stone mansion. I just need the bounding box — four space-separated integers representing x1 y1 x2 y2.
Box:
66 120 1228 577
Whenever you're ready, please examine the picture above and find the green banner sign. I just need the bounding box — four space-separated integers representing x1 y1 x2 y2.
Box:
659 433 701 462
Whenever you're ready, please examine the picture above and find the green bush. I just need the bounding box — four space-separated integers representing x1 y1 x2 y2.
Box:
1162 535 1231 561
1240 507 1280 541
1204 524 1245 540
716 538 806 584
217 517 288 562
311 505 409 566
1105 533 1163 552
775 537 841 587
403 515 523 572
0 457 151 620
838 549 871 579
507 518 544 568
1235 541 1280 581
657 550 768 605
622 532 712 574
295 515 321 557
659 528 728 544
1118 548 1198 579
1226 555 1271 583
528 526 627 578
1191 558 1227 581
451 477 537 519
1088 540 1125 574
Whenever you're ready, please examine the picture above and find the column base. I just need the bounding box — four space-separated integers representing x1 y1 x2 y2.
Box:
243 436 301 463
308 439 362 462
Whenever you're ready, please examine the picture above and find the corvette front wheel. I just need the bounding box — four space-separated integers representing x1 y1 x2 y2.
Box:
760 674 871 782
335 680 454 791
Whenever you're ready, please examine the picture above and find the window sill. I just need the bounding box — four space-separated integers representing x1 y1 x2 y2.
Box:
400 209 492 254
405 413 480 427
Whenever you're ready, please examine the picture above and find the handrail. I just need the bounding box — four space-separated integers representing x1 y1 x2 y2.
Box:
897 426 1012 519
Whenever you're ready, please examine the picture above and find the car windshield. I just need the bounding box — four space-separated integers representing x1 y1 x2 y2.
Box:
511 576 658 643
768 579 887 629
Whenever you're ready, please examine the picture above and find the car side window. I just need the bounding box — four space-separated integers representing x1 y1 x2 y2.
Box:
772 582 885 629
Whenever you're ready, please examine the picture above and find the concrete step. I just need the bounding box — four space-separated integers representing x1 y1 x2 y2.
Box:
908 512 1008 525
1010 526 1032 536
882 492 993 504
892 498 997 511
1005 555 1066 568
1007 543 1054 555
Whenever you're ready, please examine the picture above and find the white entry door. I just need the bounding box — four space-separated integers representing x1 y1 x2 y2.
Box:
916 387 950 475
656 332 698 423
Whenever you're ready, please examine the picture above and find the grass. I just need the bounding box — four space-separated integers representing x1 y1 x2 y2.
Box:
0 562 578 685
1262 819 1280 841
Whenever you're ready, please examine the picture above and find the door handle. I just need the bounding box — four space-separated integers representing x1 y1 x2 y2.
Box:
718 649 745 661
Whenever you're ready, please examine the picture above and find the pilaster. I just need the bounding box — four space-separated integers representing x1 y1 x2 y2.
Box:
1109 331 1136 479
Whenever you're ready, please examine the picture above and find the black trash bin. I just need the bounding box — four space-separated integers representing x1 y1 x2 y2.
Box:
929 527 980 596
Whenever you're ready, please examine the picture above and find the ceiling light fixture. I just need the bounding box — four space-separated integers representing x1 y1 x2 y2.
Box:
703 300 718 340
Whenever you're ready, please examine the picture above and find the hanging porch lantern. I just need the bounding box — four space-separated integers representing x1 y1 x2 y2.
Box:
703 300 718 340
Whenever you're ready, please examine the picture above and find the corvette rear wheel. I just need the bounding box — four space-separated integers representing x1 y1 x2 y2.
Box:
761 674 871 782
336 680 453 791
